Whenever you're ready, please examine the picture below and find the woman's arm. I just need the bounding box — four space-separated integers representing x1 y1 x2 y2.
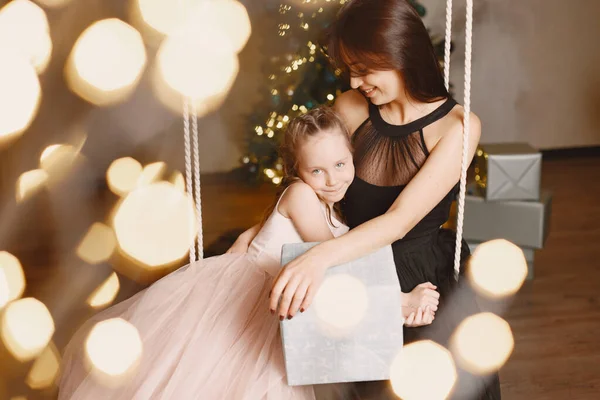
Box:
270 110 481 317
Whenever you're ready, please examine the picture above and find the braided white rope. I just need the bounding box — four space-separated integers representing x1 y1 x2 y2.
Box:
178 0 204 262
191 103 204 260
183 98 197 263
443 0 453 91
452 0 473 281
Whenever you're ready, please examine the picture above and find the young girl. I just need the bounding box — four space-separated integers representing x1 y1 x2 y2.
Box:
59 106 433 399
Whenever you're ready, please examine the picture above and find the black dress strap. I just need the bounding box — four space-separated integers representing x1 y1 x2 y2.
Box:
369 97 458 137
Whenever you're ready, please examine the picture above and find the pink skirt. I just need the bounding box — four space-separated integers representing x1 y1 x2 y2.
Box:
58 253 316 400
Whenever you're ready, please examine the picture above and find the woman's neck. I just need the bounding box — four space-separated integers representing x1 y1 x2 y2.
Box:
380 95 445 125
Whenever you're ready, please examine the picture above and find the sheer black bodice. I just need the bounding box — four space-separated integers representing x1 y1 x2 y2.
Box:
341 97 459 239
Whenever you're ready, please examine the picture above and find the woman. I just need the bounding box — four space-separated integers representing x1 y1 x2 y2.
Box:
265 0 502 398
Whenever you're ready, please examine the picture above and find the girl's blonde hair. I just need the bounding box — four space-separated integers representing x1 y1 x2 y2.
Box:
262 106 351 227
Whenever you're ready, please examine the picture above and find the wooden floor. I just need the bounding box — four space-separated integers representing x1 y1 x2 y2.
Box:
1 156 599 399
499 155 600 399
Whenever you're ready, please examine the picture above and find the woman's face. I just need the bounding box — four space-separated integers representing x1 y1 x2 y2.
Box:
349 67 403 105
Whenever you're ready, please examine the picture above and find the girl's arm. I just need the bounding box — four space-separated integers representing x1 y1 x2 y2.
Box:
226 182 334 253
225 224 260 254
270 109 481 318
279 181 335 243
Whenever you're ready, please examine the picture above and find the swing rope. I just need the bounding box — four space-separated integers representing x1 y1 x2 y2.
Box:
448 0 474 281
183 96 204 263
191 102 204 261
443 0 453 91
177 0 203 264
183 98 196 263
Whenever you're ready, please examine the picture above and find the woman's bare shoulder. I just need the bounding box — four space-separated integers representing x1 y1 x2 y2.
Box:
425 103 481 152
333 90 369 134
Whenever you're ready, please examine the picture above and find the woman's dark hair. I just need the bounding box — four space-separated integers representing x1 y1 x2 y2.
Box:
327 0 448 103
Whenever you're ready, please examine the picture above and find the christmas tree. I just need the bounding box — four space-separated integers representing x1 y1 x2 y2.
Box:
241 0 447 185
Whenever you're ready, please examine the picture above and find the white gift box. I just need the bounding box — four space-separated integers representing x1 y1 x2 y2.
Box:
463 186 552 249
279 243 404 386
475 142 542 201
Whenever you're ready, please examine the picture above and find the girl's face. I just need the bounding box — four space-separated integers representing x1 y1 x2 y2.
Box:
348 66 403 105
296 129 354 204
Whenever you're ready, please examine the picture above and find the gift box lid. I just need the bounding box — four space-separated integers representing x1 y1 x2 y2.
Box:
480 142 540 156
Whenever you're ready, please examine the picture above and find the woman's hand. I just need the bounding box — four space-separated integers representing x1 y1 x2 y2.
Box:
404 306 435 327
401 282 440 318
269 250 329 320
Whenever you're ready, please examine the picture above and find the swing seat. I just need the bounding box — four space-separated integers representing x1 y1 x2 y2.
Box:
279 242 404 386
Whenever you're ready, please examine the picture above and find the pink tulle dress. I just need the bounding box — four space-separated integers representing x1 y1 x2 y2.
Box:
59 192 348 400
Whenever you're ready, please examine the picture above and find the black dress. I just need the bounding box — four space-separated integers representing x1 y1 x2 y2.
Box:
340 97 501 400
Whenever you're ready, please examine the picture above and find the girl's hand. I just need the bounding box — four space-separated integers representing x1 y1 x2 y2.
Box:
225 235 251 254
404 306 435 327
225 224 260 254
401 282 440 318
269 251 328 320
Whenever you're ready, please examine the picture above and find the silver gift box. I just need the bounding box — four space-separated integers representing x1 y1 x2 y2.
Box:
467 241 535 280
463 188 552 249
476 143 542 201
280 243 404 386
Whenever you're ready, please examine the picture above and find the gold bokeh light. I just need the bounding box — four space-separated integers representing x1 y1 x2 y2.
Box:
154 29 239 116
85 318 142 378
1 297 55 362
135 0 250 54
113 182 196 268
0 50 41 147
106 157 143 197
313 274 368 336
0 0 53 74
468 239 528 299
0 251 26 308
76 222 117 265
186 0 251 54
390 340 457 400
170 170 185 193
87 272 120 309
138 161 166 187
66 18 147 106
34 0 74 8
16 169 48 202
135 0 199 36
25 341 61 390
451 312 514 375
39 143 81 182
